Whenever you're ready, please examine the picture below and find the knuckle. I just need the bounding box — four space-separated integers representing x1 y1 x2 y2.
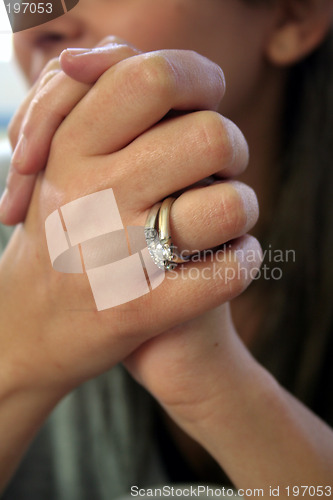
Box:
220 185 248 237
244 185 259 228
50 123 66 153
19 75 61 138
28 93 48 122
226 236 262 298
37 69 60 90
7 115 19 146
222 261 248 299
98 35 124 46
23 92 54 138
41 57 60 77
232 182 259 231
197 112 234 167
121 52 177 102
228 266 249 298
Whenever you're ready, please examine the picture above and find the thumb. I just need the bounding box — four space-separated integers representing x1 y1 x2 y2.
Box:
60 37 140 84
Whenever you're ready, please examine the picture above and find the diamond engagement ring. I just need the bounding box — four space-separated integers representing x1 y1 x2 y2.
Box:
144 197 189 271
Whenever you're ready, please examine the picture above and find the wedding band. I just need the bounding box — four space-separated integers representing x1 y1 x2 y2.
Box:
144 197 189 271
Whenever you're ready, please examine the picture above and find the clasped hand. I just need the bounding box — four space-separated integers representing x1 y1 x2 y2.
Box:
0 38 262 420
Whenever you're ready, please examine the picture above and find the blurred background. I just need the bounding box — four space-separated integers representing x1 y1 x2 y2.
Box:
1 4 27 142
0 6 27 241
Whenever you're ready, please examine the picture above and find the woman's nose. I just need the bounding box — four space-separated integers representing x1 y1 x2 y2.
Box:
15 7 96 83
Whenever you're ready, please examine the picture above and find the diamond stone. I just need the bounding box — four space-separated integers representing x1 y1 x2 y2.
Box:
144 228 174 270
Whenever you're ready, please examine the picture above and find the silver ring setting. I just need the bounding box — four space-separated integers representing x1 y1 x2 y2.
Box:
144 197 188 271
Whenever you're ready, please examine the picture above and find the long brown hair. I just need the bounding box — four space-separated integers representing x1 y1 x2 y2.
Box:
244 3 333 424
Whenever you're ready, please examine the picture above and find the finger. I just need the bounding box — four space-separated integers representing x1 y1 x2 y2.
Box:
12 42 142 176
0 167 36 225
4 58 61 225
7 37 133 149
8 57 61 149
90 111 249 210
169 181 259 253
57 50 226 157
5 43 140 225
60 38 140 84
4 45 141 226
10 71 91 176
122 235 263 340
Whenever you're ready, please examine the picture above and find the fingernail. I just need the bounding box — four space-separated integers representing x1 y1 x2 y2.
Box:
231 181 259 230
11 134 26 169
64 48 94 57
0 188 9 221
